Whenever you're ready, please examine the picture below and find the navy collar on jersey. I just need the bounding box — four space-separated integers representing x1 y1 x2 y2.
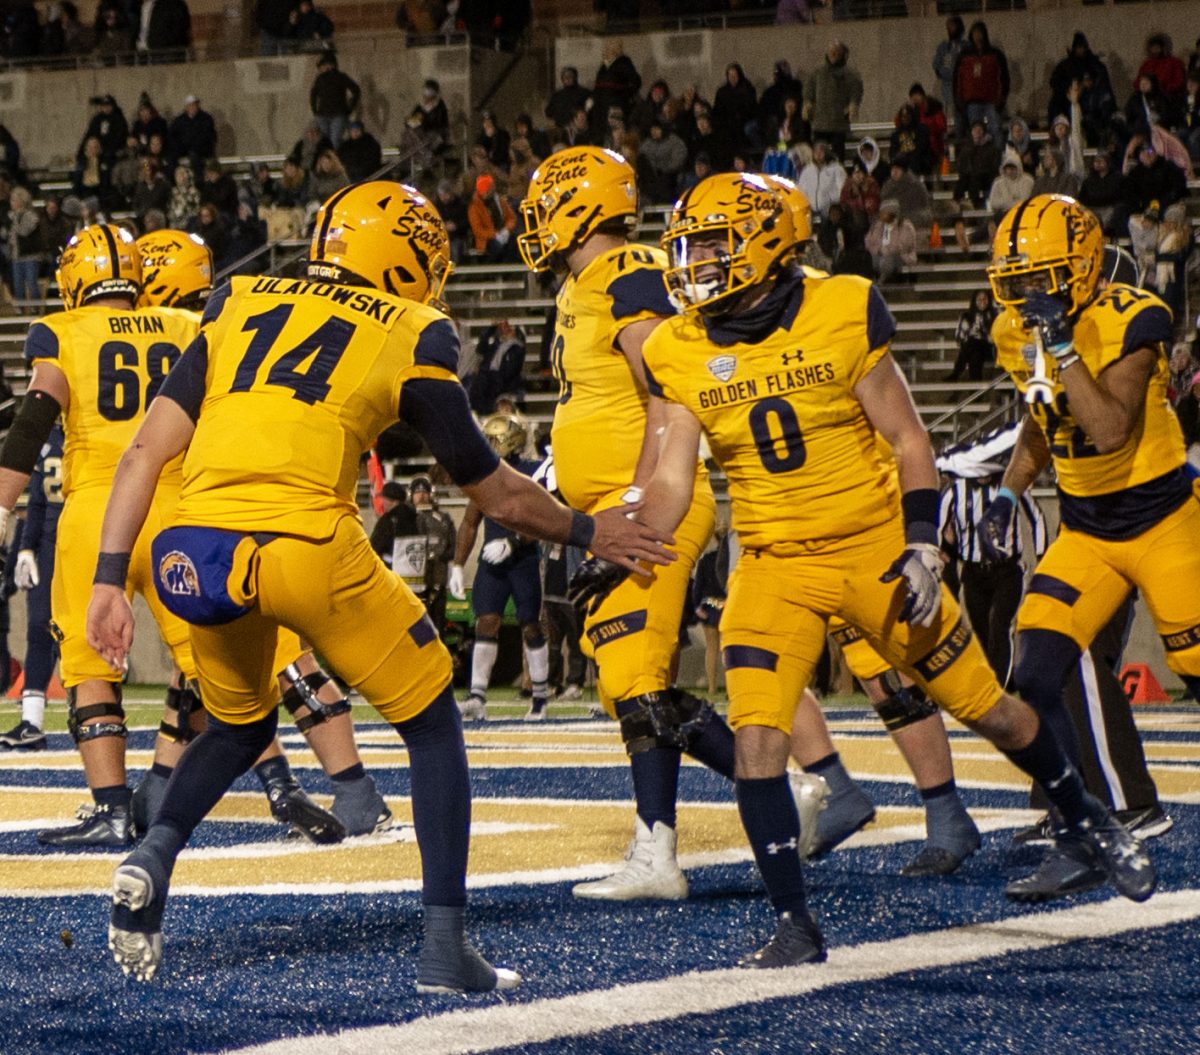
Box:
702 269 805 347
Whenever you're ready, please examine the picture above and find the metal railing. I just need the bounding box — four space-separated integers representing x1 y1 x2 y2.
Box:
925 372 1020 443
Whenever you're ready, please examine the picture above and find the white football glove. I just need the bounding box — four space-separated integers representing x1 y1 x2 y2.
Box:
481 538 514 565
448 563 466 600
879 543 944 628
13 549 38 590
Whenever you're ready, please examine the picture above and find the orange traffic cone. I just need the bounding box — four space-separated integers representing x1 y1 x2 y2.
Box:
1119 663 1171 704
4 669 65 700
940 154 951 177
929 222 943 249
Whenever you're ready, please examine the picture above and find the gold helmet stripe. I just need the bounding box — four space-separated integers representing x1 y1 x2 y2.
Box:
313 183 359 262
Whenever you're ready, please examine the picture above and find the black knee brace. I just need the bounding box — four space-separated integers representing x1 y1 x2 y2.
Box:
281 664 351 734
1182 674 1200 701
617 688 718 755
872 678 938 732
66 686 126 745
159 682 205 743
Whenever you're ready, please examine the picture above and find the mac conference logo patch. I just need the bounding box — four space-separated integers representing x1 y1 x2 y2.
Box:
159 551 201 597
707 355 737 382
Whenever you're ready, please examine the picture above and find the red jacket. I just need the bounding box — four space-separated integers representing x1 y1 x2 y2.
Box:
1138 55 1186 100
956 48 1008 106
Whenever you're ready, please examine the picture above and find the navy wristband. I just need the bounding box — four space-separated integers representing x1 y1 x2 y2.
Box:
901 488 940 546
94 551 131 588
568 510 595 549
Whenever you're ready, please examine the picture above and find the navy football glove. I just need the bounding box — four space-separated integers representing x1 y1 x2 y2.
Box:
978 489 1017 561
567 557 629 619
1020 292 1075 362
880 543 944 628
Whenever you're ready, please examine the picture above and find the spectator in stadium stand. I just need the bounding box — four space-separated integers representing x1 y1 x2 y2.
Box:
93 3 132 60
1123 138 1188 274
169 94 217 178
250 162 278 206
630 80 672 137
1152 202 1192 319
199 158 239 220
856 136 880 176
879 158 931 230
309 52 360 148
0 123 19 180
273 158 310 207
1078 151 1124 235
1005 115 1035 174
798 140 846 221
954 119 1000 208
2 1 41 59
513 114 550 163
141 207 166 232
288 120 333 173
80 94 128 165
1138 33 1186 122
42 1 90 56
677 150 713 194
167 162 200 228
775 0 815 25
395 0 436 36
767 96 810 152
865 198 917 285
803 40 862 160
256 0 292 53
189 200 227 261
435 0 465 36
907 84 946 172
38 196 75 269
131 158 170 225
309 148 350 203
476 111 511 169
1047 32 1112 133
759 60 803 139
466 143 499 194
672 84 707 145
1126 72 1175 132
111 134 143 204
603 107 640 166
953 21 1008 147
890 104 932 177
8 187 40 310
507 138 538 198
415 78 450 144
286 0 335 47
591 39 641 135
131 95 168 152
467 320 527 416
932 15 966 134
136 0 191 56
1077 65 1118 150
562 107 595 148
1032 146 1079 199
144 131 168 176
71 137 114 208
638 120 687 204
712 63 757 152
225 200 268 273
947 290 998 382
546 67 591 134
986 149 1033 237
1183 72 1200 160
688 108 730 171
839 160 880 234
434 178 469 262
338 120 382 182
468 173 518 262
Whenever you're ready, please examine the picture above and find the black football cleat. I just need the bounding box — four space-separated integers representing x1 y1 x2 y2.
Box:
37 803 135 849
263 773 347 844
738 911 827 969
1005 836 1107 903
0 720 47 751
1115 804 1173 841
1074 810 1157 903
1010 813 1055 847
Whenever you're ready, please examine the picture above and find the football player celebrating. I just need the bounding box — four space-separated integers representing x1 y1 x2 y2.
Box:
450 412 552 721
136 229 391 838
982 195 1191 898
621 173 1153 967
85 183 671 988
519 146 741 900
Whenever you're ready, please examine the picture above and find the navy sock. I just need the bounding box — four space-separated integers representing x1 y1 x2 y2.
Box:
1002 719 1095 827
330 763 365 783
736 775 807 915
804 752 854 797
919 779 956 802
684 709 735 780
253 754 291 786
392 685 470 907
615 697 680 830
150 761 174 779
93 783 131 809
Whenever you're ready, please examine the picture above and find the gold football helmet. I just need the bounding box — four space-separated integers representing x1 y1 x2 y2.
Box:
307 181 453 308
518 146 638 272
56 224 141 309
137 230 213 310
661 172 794 314
988 194 1104 313
482 412 528 458
762 174 814 247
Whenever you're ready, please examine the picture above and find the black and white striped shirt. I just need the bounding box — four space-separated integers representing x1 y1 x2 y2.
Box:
938 478 1048 563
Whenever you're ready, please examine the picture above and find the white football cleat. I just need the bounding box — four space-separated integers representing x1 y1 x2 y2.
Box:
573 817 688 900
789 770 831 860
458 694 487 721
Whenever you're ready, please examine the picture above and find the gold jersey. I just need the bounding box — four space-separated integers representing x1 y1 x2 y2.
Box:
993 283 1185 537
170 275 460 539
24 304 199 497
642 271 900 553
549 243 684 512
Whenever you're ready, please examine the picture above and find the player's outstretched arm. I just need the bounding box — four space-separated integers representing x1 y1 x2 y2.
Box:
86 397 197 673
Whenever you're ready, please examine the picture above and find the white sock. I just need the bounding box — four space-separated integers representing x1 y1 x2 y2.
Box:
22 691 46 730
470 639 499 699
525 642 550 699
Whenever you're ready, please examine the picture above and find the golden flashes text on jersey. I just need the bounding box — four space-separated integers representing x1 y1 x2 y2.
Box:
696 361 837 410
249 277 404 325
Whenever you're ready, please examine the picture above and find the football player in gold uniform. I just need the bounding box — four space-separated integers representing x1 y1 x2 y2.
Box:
983 194 1191 896
85 183 670 987
622 173 1153 967
135 229 391 839
519 146 742 900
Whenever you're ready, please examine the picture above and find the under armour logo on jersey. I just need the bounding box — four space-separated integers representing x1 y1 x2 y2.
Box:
766 837 798 855
707 354 737 382
780 349 805 366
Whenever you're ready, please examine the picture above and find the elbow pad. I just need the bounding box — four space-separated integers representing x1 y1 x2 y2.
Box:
0 390 61 475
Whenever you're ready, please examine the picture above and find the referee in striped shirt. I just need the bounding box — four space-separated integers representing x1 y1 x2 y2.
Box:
937 426 1047 686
